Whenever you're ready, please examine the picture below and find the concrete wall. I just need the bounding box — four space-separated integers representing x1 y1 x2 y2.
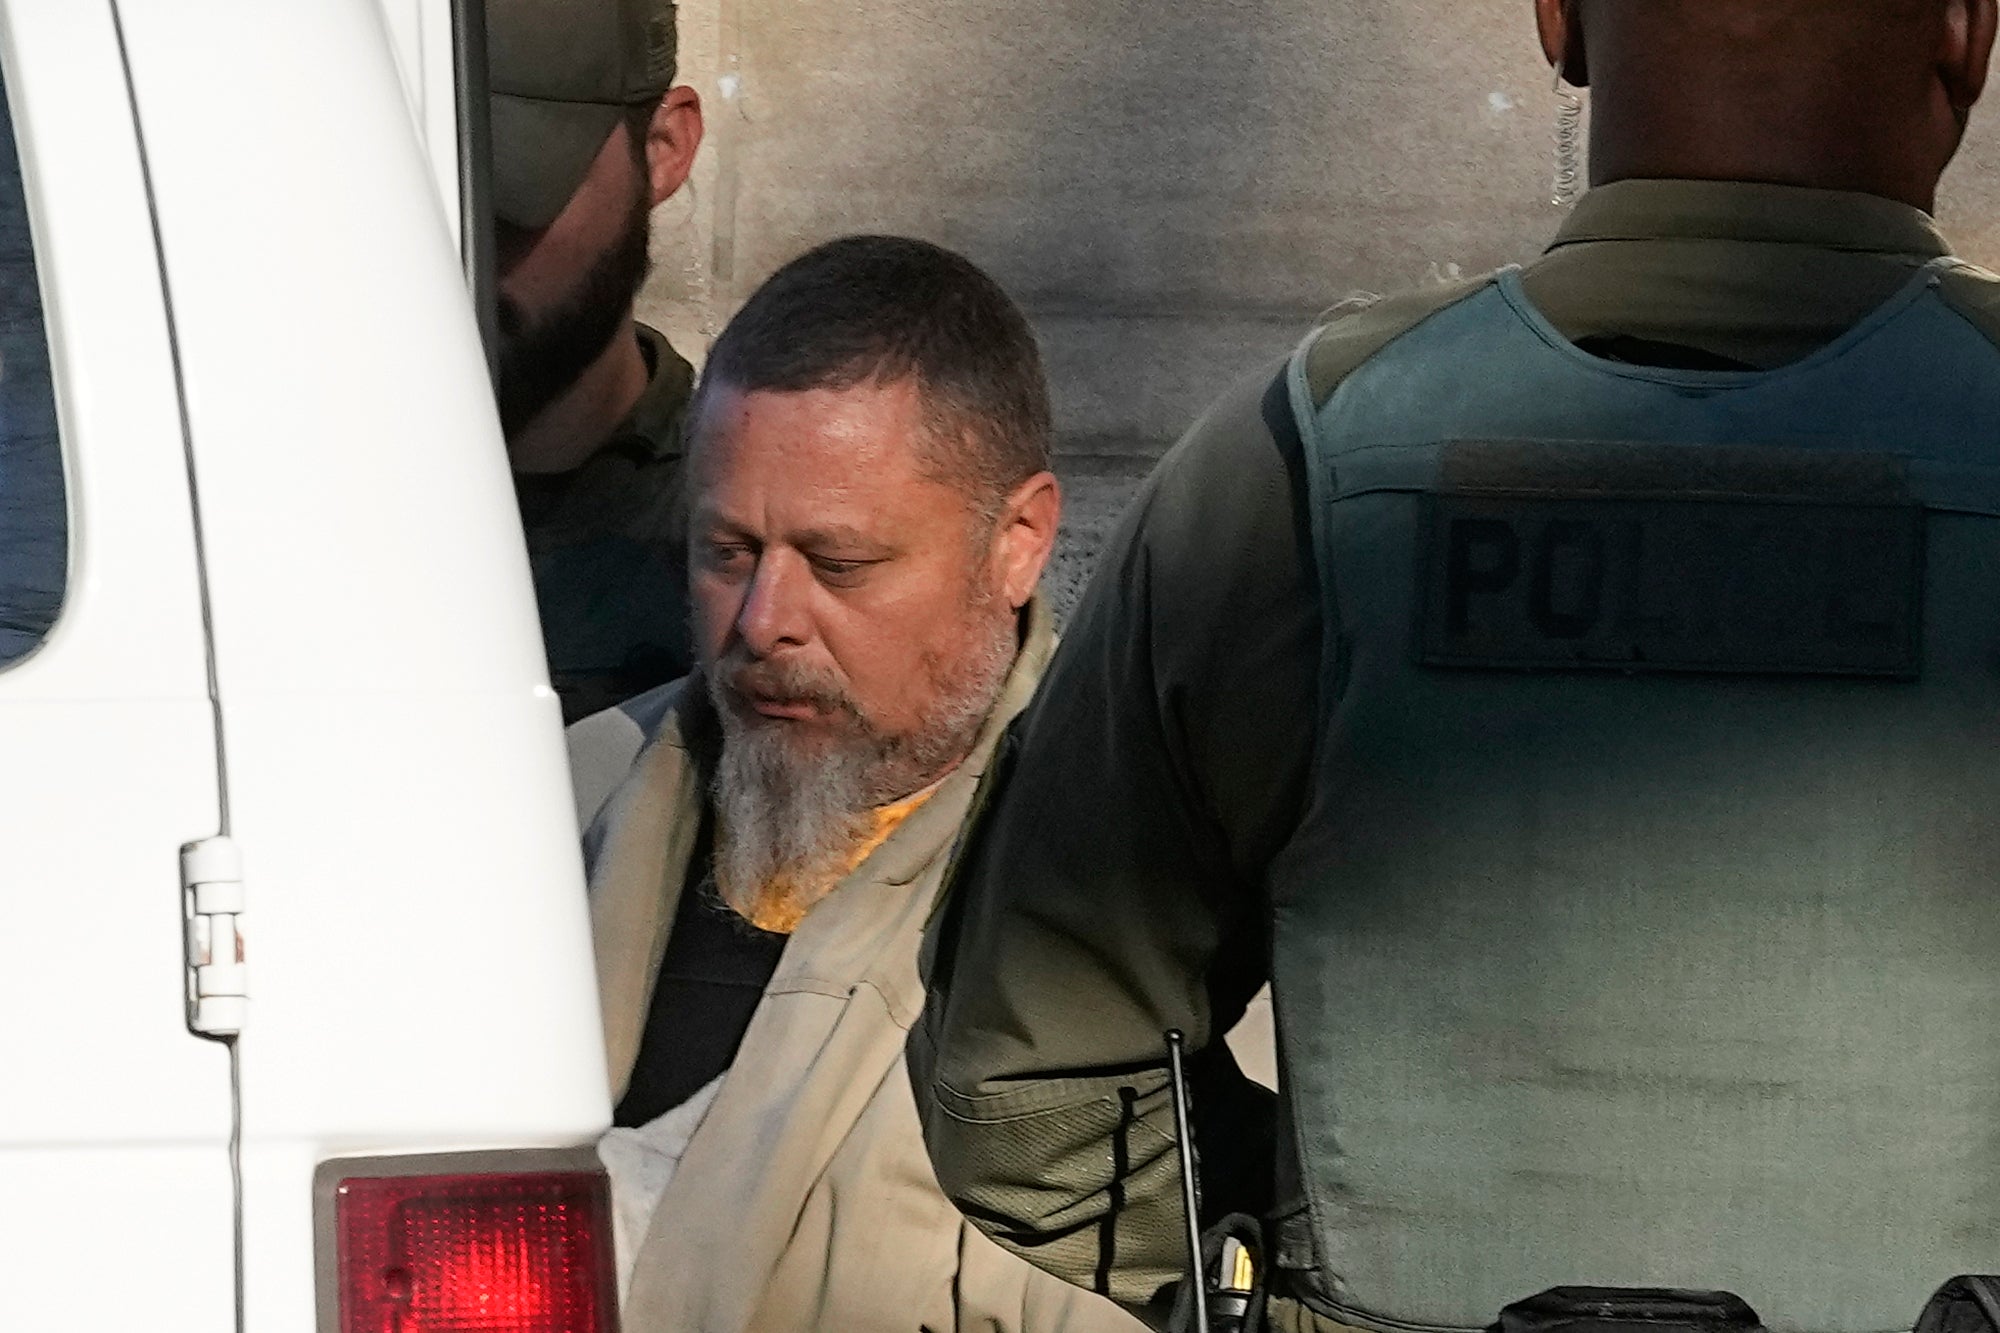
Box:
636 0 2000 614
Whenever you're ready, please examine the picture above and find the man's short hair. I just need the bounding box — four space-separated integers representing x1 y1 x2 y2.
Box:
692 236 1052 515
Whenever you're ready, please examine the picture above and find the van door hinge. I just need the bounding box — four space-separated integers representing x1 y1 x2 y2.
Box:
181 837 246 1037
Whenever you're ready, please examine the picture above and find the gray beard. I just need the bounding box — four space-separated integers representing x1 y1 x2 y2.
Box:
706 609 1016 926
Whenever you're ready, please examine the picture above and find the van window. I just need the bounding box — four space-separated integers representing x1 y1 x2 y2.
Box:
0 73 65 668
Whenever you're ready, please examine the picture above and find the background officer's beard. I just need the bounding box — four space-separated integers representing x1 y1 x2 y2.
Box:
705 592 1016 931
494 186 652 438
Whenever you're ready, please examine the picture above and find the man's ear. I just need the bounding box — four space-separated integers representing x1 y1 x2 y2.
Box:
1942 0 1997 114
989 471 1061 611
645 85 704 207
1534 0 1590 86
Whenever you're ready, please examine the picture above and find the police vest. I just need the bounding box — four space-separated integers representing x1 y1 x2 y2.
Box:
1276 259 2000 1333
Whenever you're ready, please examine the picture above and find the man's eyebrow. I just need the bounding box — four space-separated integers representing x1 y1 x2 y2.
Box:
688 511 895 553
690 505 752 535
793 524 890 550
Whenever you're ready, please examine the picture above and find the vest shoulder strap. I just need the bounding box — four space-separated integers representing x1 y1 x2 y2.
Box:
1295 273 1498 408
1934 258 2000 353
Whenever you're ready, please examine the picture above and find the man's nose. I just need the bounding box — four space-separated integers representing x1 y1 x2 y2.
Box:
735 551 812 657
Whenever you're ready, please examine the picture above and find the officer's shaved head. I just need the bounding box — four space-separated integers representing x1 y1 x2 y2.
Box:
1535 0 1997 211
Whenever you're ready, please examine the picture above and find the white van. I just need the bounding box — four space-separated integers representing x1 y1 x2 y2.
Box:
0 2 615 1329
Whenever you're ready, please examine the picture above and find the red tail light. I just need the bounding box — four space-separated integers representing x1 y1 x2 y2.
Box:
332 1168 616 1333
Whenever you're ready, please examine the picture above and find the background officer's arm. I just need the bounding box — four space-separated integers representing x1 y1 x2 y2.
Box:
910 362 1318 1308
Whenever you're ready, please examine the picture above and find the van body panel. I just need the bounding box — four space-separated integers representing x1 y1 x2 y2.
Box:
370 0 465 252
113 1 608 1327
115 0 549 697
0 0 233 1325
224 694 609 1146
0 1147 236 1329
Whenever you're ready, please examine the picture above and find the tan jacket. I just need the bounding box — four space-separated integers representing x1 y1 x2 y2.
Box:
581 598 1145 1333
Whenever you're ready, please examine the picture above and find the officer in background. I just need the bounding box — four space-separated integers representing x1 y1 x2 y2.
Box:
488 0 703 722
911 3 2000 1331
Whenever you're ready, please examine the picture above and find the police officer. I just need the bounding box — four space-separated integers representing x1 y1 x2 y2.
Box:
910 3 2000 1332
488 0 703 722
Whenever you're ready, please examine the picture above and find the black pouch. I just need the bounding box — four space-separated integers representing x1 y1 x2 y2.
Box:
1490 1288 1764 1333
1915 1277 2000 1333
1166 1213 1267 1333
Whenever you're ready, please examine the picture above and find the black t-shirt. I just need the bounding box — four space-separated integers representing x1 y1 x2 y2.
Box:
612 811 787 1128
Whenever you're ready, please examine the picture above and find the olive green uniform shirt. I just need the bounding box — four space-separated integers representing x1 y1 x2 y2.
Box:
516 322 696 724
910 180 2000 1317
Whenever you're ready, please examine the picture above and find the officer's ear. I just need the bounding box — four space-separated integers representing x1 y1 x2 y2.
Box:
1940 0 1997 115
1534 0 1590 87
644 86 705 208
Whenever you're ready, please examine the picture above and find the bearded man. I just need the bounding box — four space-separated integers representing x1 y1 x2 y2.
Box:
567 236 1145 1333
487 0 703 722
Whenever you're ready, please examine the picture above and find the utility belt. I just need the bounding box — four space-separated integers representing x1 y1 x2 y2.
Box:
1160 1104 2000 1333
1159 1033 2000 1333
1199 1269 2000 1333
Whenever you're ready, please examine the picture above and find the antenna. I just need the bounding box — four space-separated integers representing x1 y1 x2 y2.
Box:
1166 1030 1211 1333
